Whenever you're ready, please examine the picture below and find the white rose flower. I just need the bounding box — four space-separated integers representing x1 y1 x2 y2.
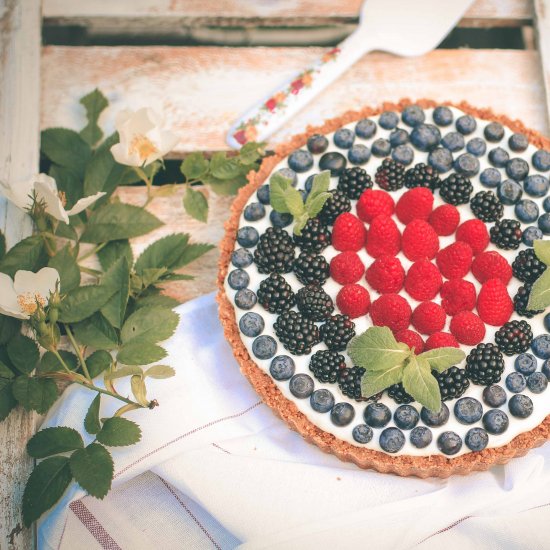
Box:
110 108 178 167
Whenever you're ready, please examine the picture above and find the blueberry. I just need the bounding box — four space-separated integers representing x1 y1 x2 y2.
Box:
310 388 335 413
497 179 522 205
420 403 449 427
410 426 433 448
371 138 391 157
508 394 533 418
489 148 510 168
546 315 550 332
231 248 253 268
454 397 483 424
506 158 529 180
334 128 355 149
348 144 371 165
509 133 529 152
244 202 266 222
274 167 298 186
483 409 509 434
522 226 543 246
379 427 406 453
269 355 295 381
270 210 293 228
239 312 265 338
393 405 419 430
391 145 414 166
441 131 464 152
532 334 550 359
252 334 276 359
234 289 257 310
288 150 313 173
363 402 391 428
527 371 548 393
410 124 441 152
515 199 539 223
355 119 377 139
544 197 550 212
542 358 550 379
538 213 550 234
466 137 487 157
433 106 453 126
428 147 453 173
480 168 502 188
319 152 347 176
515 353 538 375
237 226 259 248
389 128 409 147
482 385 507 408
331 402 355 426
533 149 550 171
454 153 480 177
307 134 329 154
289 373 314 398
402 105 425 127
228 269 249 290
484 122 505 142
465 427 489 452
379 111 399 130
352 424 373 444
437 431 462 456
456 115 476 135
304 174 317 193
524 174 550 197
506 372 527 393
257 185 270 205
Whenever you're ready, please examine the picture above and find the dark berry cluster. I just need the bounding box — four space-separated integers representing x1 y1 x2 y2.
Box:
254 226 295 274
465 343 505 386
273 310 320 355
512 249 546 284
296 284 334 321
404 162 441 190
337 167 373 200
293 252 330 285
433 367 470 401
318 190 351 225
514 284 544 318
494 320 533 355
375 158 405 191
439 173 473 205
387 383 414 404
257 273 295 313
309 350 345 383
293 218 331 253
320 315 355 351
490 219 522 250
337 366 373 401
469 191 503 222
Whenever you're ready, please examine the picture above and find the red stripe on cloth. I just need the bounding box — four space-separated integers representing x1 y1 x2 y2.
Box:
211 443 232 454
69 501 122 550
417 515 473 545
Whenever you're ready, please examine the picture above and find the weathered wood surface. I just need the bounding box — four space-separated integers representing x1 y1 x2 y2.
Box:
0 1 40 549
535 0 550 126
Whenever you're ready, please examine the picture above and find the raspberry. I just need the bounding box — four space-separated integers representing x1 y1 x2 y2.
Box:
425 332 459 351
471 251 512 285
331 212 367 252
365 215 401 258
395 329 424 353
395 188 434 225
336 284 370 318
412 302 446 335
404 260 443 301
440 279 476 315
450 311 485 345
455 219 489 255
356 189 395 223
428 204 460 236
401 219 439 261
330 251 365 285
370 294 412 332
436 241 473 279
476 278 514 326
365 255 405 294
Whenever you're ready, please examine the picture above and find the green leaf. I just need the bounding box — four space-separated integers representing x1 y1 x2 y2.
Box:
79 89 108 146
100 257 130 329
269 172 292 212
86 350 113 379
0 382 16 421
132 293 180 312
361 362 405 398
183 186 208 222
527 267 550 310
417 347 466 373
97 240 133 272
104 365 143 380
180 153 209 181
81 203 163 243
305 171 330 204
210 152 242 180
238 142 265 165
41 128 92 179
7 334 39 374
96 417 142 447
145 364 175 379
59 284 117 323
293 213 309 236
117 341 167 365
0 230 6 260
27 427 84 458
38 350 79 374
0 361 14 379
402 355 441 412
305 191 331 218
206 177 245 196
22 456 73 526
121 306 179 344
0 315 21 346
174 243 214 268
70 443 113 499
534 240 550 266
55 221 78 241
49 164 84 212
83 147 132 198
131 375 148 406
72 313 119 350
283 187 305 218
12 376 58 413
48 244 80 293
0 235 47 278
84 394 101 435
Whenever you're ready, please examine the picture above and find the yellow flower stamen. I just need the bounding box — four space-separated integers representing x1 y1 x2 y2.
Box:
58 191 67 207
129 134 158 162
17 292 46 315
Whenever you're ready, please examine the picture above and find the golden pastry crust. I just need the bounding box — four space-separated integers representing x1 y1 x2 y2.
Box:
217 99 550 478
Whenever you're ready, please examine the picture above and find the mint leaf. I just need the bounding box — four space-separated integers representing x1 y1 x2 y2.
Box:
121 306 179 344
7 334 39 374
27 427 84 458
0 382 16 421
84 394 101 435
117 341 167 365
402 355 441 412
12 376 58 414
418 347 466 373
48 244 80 293
180 153 209 181
0 235 47 278
79 89 108 146
293 213 309 236
305 171 330 204
361 361 405 398
86 350 113 378
283 187 305 218
70 443 113 499
96 417 142 447
100 257 130 329
72 313 119 350
183 187 208 222
305 191 331 218
97 240 133 272
528 267 550 310
41 128 92 179
269 173 293 212
145 364 175 379
59 284 117 323
534 240 550 266
38 350 78 374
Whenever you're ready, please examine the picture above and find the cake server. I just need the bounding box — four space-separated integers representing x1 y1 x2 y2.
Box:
227 0 474 149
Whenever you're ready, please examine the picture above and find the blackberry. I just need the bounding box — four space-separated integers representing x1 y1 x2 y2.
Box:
439 173 473 205
293 252 329 285
494 320 533 355
469 191 504 222
293 218 331 253
466 343 505 386
490 219 522 250
337 167 373 199
387 383 414 404
254 226 295 274
404 162 441 190
375 158 405 191
338 366 380 401
514 284 544 318
296 285 334 321
320 314 355 351
512 249 546 284
309 350 346 383
257 273 295 314
318 190 351 225
273 310 320 355
433 366 470 401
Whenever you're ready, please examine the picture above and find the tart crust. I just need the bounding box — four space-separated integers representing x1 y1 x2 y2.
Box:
217 99 550 477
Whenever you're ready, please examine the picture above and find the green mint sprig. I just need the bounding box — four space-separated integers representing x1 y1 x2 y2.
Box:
347 326 466 412
269 171 332 235
527 240 550 310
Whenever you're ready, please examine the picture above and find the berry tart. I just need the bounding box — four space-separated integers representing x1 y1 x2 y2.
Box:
217 100 550 477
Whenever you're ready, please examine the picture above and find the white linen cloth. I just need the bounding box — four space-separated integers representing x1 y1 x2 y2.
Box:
38 292 550 550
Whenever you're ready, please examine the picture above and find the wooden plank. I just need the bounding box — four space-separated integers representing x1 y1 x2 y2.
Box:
41 47 548 157
534 0 550 127
0 1 40 549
